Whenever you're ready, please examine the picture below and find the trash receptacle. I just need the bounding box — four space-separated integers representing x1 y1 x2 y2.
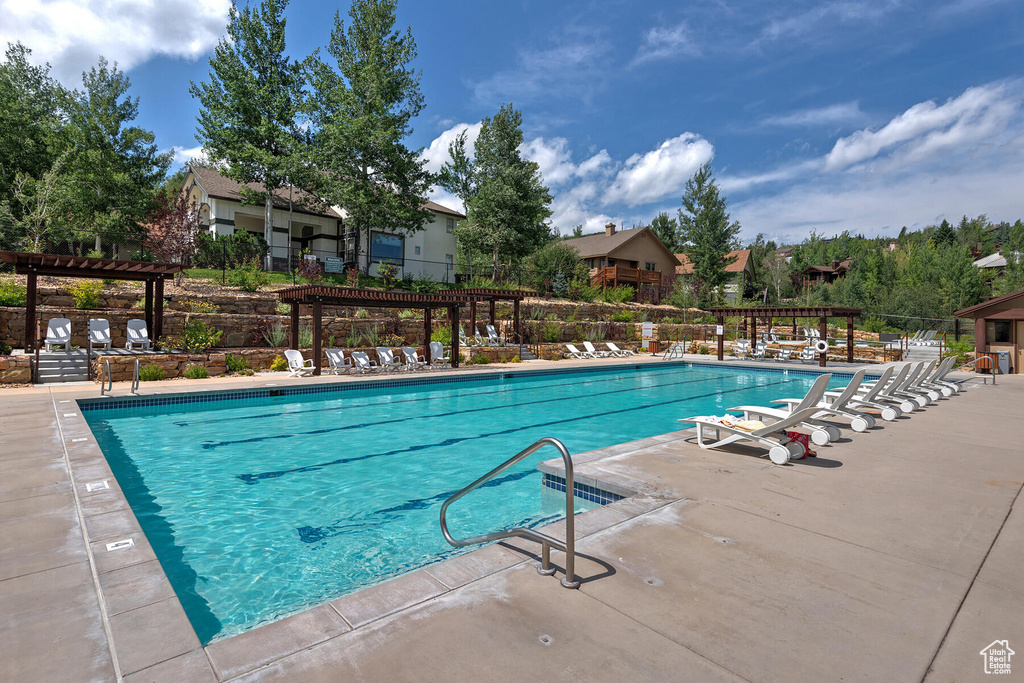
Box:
996 350 1011 375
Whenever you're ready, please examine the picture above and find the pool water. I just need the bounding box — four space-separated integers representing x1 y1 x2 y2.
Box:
82 363 842 643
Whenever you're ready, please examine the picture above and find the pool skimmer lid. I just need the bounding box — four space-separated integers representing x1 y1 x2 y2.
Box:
86 481 110 492
106 538 134 552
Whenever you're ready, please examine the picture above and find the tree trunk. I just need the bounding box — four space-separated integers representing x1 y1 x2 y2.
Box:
492 245 499 280
264 196 274 271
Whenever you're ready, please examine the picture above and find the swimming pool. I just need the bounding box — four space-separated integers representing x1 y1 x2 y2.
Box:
81 362 845 643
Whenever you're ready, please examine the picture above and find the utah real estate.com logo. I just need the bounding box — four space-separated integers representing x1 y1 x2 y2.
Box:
980 640 1014 675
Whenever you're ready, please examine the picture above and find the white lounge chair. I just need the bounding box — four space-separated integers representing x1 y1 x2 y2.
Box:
679 406 827 465
325 348 353 375
88 319 111 352
485 324 503 345
606 342 634 357
429 341 451 369
565 344 593 359
733 340 750 358
750 343 768 360
401 346 427 370
44 318 71 352
284 349 315 377
125 319 151 350
583 341 609 358
797 346 817 363
862 363 924 413
729 373 842 446
774 348 793 362
922 357 961 396
773 369 876 432
350 351 380 373
376 347 403 372
823 365 901 422
912 331 936 346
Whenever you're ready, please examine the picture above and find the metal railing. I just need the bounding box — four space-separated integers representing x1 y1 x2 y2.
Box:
952 355 999 384
100 358 139 396
439 437 580 588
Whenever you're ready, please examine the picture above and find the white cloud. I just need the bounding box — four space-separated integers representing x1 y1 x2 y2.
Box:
760 102 866 127
719 159 823 193
577 150 613 177
758 2 899 45
605 133 714 207
824 83 1020 171
420 122 482 175
632 22 701 65
520 137 577 186
0 0 231 84
170 145 206 166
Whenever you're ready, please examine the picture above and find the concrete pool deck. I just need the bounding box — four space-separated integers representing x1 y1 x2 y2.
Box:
0 357 1019 681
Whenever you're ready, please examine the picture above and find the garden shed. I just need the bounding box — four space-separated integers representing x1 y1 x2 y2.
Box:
955 288 1024 374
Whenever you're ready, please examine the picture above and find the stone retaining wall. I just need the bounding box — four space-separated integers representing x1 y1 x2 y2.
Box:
0 355 31 383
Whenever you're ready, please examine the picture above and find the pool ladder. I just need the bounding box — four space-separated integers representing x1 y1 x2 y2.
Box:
439 437 580 588
100 358 140 396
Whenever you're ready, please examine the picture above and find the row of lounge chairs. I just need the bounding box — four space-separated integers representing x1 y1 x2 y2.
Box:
460 324 504 346
284 343 453 377
565 342 636 359
679 358 963 465
735 340 821 363
43 317 152 352
908 330 941 346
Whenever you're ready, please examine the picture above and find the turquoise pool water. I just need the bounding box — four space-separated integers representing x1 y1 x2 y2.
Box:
82 363 842 643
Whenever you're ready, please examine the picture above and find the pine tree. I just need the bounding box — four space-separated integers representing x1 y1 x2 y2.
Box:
308 0 433 273
933 219 956 246
190 0 307 269
649 211 679 251
677 162 740 305
994 220 1024 295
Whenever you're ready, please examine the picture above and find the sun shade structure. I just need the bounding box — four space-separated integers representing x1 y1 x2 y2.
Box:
278 285 476 375
457 288 535 345
0 251 185 352
703 306 864 366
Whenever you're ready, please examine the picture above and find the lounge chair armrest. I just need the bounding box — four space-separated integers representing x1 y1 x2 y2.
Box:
769 398 802 405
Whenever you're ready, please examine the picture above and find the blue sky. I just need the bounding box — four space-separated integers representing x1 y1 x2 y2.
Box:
2 0 1023 243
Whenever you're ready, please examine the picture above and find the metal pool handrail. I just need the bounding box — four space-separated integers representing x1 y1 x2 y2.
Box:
439 437 580 588
100 357 140 396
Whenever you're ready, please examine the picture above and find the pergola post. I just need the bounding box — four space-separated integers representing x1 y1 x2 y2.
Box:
450 305 460 368
24 270 37 352
154 277 165 346
312 299 322 376
819 315 828 367
750 315 757 346
513 298 521 343
846 315 854 363
489 299 496 327
792 317 797 339
469 299 477 337
424 308 432 363
717 315 724 361
290 302 299 349
144 280 154 336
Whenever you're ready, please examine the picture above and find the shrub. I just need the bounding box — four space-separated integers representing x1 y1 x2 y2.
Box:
169 320 222 353
611 311 632 323
379 332 404 347
698 345 711 355
180 298 217 314
408 275 440 294
509 355 522 363
473 354 490 364
552 271 569 297
225 353 251 373
398 309 415 320
0 279 27 306
183 364 209 379
542 321 560 343
252 318 286 347
359 326 380 347
568 277 599 302
295 251 324 284
431 326 452 344
377 262 399 289
275 302 290 315
0 342 12 355
355 308 370 319
344 328 361 348
270 355 289 372
228 258 271 292
298 324 313 348
139 364 167 381
71 281 103 309
598 285 635 304
943 339 973 365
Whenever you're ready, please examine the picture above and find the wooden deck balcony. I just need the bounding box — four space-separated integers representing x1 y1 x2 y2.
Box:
590 265 662 290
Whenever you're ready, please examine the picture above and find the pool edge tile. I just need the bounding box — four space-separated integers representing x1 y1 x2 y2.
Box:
329 570 448 629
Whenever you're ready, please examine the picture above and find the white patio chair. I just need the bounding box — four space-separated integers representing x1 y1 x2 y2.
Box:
774 369 876 432
750 343 768 360
733 340 751 358
728 373 842 446
679 406 825 465
429 341 451 369
325 348 353 375
823 365 901 422
401 346 427 371
485 324 503 345
583 341 610 357
376 347 403 372
565 344 593 359
284 349 315 377
797 346 817 363
606 342 634 357
44 318 71 352
350 351 380 373
88 319 111 352
125 319 151 350
774 348 793 362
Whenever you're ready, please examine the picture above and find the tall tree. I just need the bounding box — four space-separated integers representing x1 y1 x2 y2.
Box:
308 0 432 274
60 57 171 238
994 220 1024 296
456 104 553 275
145 190 202 280
939 244 984 313
677 162 740 305
649 211 679 252
933 219 956 246
191 0 307 269
437 129 475 213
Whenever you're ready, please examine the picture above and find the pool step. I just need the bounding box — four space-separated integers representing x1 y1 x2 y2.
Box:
36 351 91 383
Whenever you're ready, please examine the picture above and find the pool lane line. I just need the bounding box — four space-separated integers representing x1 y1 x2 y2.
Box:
204 369 759 452
168 364 704 428
235 376 796 485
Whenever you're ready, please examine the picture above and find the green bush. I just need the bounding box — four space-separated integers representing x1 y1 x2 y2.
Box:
431 326 452 344
0 279 27 306
228 258 271 292
262 321 287 347
270 355 289 372
183 364 209 379
275 302 290 315
71 281 103 309
598 285 635 304
180 298 218 314
611 311 632 322
170 320 223 353
473 353 490 364
943 339 973 365
510 355 522 363
398 309 415 320
408 274 441 294
569 277 599 302
0 342 12 355
355 308 370 319
542 321 560 343
139 364 167 382
225 353 251 373
698 345 711 355
298 324 313 348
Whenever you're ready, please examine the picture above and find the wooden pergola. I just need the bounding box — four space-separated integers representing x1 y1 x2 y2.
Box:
278 285 469 375
457 287 535 342
0 251 184 352
704 306 864 367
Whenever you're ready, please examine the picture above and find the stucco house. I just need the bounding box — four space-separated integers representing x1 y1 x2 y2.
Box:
561 223 680 293
182 165 464 282
675 249 754 304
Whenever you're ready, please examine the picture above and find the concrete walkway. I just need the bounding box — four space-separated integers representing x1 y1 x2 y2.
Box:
0 360 1020 681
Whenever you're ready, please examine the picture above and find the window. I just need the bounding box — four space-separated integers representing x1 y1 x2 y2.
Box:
414 245 421 255
987 320 1012 343
370 232 404 264
446 217 455 233
645 262 656 271
301 225 314 238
